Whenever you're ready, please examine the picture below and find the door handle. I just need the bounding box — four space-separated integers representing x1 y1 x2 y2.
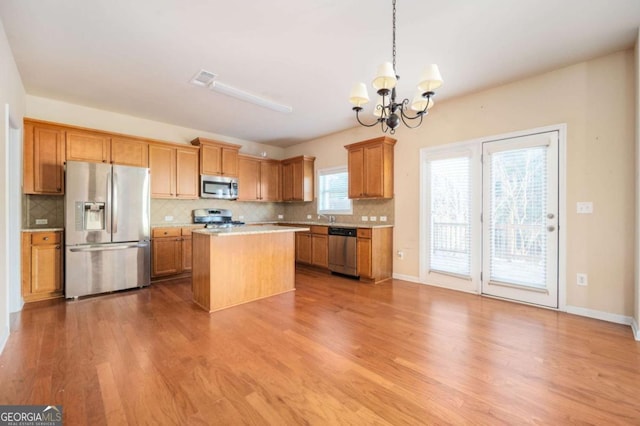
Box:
69 242 149 252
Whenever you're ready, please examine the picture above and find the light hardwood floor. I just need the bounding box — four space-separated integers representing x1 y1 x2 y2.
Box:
1 268 639 425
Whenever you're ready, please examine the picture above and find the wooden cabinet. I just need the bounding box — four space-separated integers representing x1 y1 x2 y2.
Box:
152 227 195 278
66 129 111 163
345 136 396 199
281 156 315 202
149 143 199 199
310 226 329 268
191 137 240 177
238 155 281 201
23 120 65 194
291 225 328 268
356 227 393 283
295 232 312 264
111 137 149 167
66 131 149 167
21 231 63 302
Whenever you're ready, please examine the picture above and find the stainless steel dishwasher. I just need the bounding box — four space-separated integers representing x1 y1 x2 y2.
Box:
328 227 358 276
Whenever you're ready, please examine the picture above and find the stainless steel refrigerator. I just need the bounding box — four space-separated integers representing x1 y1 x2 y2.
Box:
65 160 150 298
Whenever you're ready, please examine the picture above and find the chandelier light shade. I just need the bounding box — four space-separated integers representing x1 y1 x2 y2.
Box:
349 0 443 134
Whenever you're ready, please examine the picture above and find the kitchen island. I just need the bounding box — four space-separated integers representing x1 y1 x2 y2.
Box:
191 225 309 312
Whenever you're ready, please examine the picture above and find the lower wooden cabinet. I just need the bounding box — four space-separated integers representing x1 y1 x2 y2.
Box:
152 227 195 279
283 223 393 283
310 226 329 268
21 231 64 302
357 227 393 283
295 232 312 264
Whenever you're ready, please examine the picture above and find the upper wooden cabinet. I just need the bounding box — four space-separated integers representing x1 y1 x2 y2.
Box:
111 137 149 167
66 130 149 167
149 143 199 199
237 155 281 202
281 155 315 202
23 119 66 195
190 137 240 177
66 129 110 163
345 136 396 199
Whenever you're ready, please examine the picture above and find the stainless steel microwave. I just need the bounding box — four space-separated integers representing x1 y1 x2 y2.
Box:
200 175 238 199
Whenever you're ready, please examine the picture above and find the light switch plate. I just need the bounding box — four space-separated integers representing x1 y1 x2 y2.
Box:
370 216 377 221
164 216 174 222
577 273 588 286
35 218 48 225
361 216 368 222
307 214 312 219
278 214 284 219
380 216 387 222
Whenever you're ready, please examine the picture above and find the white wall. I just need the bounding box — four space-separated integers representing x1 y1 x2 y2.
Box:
635 29 640 340
0 18 26 353
285 49 636 320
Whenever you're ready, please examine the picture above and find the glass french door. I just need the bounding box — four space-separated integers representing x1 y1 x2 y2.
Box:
481 131 559 308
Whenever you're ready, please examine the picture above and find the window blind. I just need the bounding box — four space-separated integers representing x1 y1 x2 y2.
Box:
429 156 471 276
488 147 547 287
318 167 352 214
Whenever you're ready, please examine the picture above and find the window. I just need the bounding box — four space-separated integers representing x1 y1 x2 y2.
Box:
317 166 352 215
428 155 471 277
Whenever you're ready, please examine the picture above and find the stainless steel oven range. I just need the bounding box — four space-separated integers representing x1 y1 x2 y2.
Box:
193 208 245 229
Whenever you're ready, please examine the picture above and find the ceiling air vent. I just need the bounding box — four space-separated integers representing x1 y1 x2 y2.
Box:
190 69 217 87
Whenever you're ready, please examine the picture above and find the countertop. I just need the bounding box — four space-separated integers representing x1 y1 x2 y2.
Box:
192 225 309 237
151 221 393 229
22 228 64 232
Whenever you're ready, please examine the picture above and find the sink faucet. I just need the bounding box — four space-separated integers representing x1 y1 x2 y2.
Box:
317 214 336 224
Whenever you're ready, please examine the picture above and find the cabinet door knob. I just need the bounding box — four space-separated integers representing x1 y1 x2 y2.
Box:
56 245 60 249
43 237 49 240
163 231 168 235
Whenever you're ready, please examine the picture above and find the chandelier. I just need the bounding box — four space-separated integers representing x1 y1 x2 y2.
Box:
348 0 443 134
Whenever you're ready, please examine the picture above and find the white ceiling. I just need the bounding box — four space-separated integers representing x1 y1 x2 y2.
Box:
1 0 640 146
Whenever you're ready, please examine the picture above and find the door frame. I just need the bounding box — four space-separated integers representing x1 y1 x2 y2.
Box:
419 123 567 311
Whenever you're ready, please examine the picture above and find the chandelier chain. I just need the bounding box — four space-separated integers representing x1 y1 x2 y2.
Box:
392 0 396 74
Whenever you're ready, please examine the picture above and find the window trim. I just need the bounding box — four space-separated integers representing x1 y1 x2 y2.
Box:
317 166 353 215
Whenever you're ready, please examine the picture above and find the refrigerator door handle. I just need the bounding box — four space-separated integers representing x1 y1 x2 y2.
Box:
69 242 149 252
112 171 118 234
106 169 112 234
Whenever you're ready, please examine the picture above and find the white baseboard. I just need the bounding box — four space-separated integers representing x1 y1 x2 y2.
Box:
392 273 421 283
565 305 634 327
632 318 640 341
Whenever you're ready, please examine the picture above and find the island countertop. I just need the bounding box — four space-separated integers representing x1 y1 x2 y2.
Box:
192 225 309 237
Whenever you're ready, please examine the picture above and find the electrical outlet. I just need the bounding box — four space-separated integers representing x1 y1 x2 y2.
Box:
35 218 48 225
361 216 369 222
307 214 312 219
278 214 284 219
239 215 244 220
577 273 588 286
577 202 593 214
164 216 173 222
380 216 387 222
370 216 377 222
397 250 404 259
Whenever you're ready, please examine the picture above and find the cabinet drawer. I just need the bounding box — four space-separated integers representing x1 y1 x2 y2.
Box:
357 228 372 238
31 232 61 245
310 225 328 235
152 228 181 238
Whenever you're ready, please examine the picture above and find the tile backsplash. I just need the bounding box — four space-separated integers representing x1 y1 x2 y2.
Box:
22 196 394 229
23 195 65 228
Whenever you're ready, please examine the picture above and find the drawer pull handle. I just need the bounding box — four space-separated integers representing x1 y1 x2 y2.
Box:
43 237 49 241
